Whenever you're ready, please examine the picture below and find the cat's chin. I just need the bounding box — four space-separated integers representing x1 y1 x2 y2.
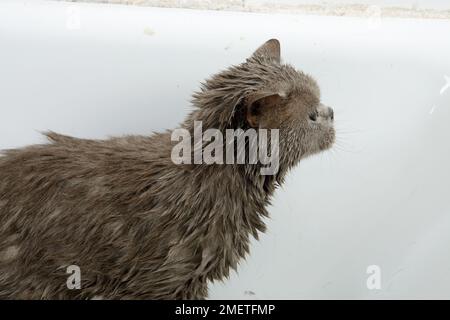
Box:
317 128 336 152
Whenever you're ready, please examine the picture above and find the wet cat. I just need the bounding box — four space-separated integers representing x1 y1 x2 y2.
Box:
0 39 334 299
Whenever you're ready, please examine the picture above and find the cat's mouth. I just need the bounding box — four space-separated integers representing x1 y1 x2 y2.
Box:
318 127 335 151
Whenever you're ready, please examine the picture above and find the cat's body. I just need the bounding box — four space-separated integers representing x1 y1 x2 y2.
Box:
0 132 265 299
0 40 334 299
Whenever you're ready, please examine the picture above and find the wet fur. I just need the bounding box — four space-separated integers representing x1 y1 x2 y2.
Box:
0 40 334 299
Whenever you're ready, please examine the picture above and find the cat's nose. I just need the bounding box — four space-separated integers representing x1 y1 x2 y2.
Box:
328 107 334 121
318 104 334 121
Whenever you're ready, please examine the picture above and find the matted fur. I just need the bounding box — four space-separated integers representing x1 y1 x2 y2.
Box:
0 39 334 299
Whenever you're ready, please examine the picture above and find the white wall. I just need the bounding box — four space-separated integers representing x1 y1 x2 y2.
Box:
247 0 450 10
63 0 450 12
1 0 450 299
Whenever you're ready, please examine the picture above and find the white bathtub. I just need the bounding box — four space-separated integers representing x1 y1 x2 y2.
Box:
1 0 450 299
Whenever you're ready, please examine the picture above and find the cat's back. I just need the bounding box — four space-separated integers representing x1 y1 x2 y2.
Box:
0 131 175 237
0 131 172 185
0 131 178 219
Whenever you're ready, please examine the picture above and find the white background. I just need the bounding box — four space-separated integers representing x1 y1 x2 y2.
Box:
1 0 450 299
246 0 450 10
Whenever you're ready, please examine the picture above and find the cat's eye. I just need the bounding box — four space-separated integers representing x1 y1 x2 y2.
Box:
309 111 318 121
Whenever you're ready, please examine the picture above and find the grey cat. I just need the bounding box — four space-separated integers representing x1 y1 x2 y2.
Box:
0 39 334 299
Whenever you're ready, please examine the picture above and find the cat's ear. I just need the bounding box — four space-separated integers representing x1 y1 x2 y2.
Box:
251 39 281 62
246 92 283 128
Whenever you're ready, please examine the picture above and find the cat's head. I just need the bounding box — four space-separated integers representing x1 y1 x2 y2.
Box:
191 39 335 173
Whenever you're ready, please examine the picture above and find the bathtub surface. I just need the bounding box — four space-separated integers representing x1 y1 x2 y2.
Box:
1 0 450 299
